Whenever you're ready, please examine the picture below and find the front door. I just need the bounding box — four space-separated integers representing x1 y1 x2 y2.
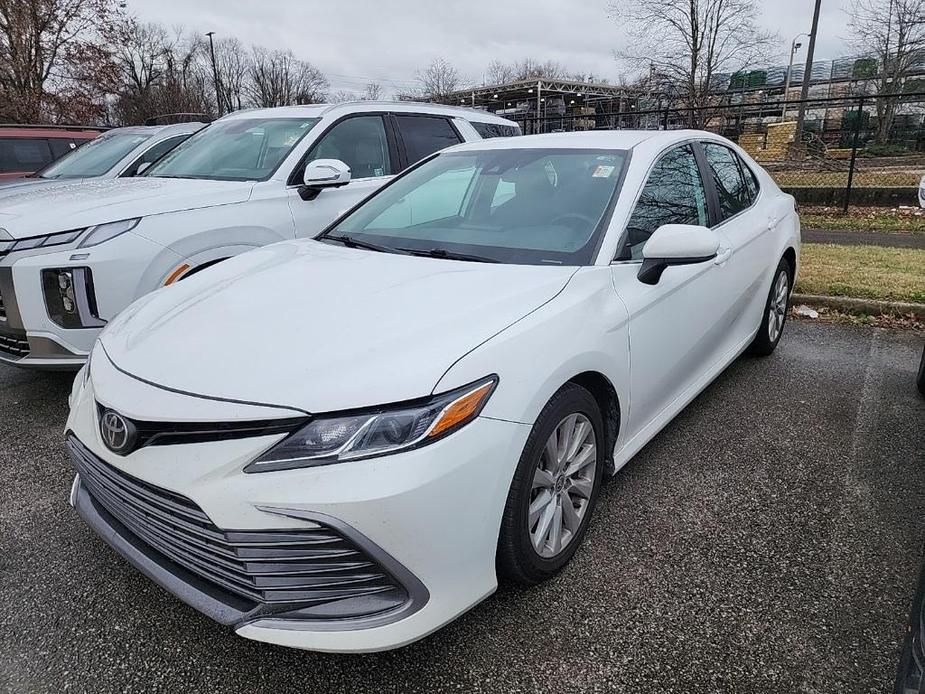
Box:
288 115 397 237
610 143 739 438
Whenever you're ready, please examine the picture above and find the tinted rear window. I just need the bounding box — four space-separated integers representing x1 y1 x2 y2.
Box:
471 122 521 139
394 115 462 166
0 138 54 173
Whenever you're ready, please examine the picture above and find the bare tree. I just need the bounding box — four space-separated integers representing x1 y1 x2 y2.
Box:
327 89 356 103
0 0 125 122
213 36 249 113
361 81 383 100
610 0 776 127
848 0 925 143
415 57 462 101
246 47 328 107
485 59 516 85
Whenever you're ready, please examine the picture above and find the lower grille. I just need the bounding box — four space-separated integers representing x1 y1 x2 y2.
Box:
0 332 28 358
67 435 408 615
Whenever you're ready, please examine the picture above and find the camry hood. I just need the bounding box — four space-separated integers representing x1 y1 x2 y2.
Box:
0 177 253 238
100 241 577 413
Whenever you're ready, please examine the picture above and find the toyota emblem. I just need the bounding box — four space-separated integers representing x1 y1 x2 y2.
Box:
99 409 136 455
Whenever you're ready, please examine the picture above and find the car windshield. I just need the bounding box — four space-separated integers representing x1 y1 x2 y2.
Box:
146 117 320 181
323 148 629 265
37 132 152 178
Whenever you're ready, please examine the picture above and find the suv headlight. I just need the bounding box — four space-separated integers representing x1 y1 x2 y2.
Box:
78 218 141 248
0 227 84 254
245 376 498 473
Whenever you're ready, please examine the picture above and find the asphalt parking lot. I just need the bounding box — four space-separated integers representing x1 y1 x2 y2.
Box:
1 321 923 694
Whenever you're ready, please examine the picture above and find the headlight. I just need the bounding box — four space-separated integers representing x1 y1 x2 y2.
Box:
0 228 84 255
245 376 498 472
78 218 141 248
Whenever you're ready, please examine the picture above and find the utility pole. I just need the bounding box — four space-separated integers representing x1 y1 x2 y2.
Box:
782 34 808 120
792 0 822 158
206 31 222 117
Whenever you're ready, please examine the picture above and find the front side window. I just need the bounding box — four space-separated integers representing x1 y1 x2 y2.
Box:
39 132 151 178
307 116 392 179
147 118 320 181
0 138 53 172
323 148 628 266
394 115 461 165
122 135 190 177
703 143 754 220
621 144 708 260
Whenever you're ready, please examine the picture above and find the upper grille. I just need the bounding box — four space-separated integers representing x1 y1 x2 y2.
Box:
0 288 6 320
0 332 28 358
67 435 407 613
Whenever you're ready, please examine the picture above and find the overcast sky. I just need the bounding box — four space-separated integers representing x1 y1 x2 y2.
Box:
129 0 855 96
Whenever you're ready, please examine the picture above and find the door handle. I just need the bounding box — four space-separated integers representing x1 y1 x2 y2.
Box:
767 216 779 230
714 246 733 265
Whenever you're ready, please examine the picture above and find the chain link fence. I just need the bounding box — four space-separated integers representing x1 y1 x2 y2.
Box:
511 92 925 211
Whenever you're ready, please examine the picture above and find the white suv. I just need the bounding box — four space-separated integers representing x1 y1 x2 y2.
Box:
0 102 519 368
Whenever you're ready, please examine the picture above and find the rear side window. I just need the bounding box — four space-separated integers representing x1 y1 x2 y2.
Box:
702 143 757 220
472 122 521 139
621 144 708 260
0 138 54 173
394 115 462 166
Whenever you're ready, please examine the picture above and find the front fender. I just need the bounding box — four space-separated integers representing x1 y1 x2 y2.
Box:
434 267 630 445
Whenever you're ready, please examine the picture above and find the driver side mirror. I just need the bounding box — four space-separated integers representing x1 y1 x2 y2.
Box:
303 159 351 188
637 224 720 285
299 159 351 201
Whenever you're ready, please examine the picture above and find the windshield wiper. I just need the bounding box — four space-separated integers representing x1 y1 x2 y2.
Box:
324 235 407 255
399 247 500 263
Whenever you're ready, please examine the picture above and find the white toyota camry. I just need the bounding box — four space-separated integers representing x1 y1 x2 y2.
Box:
66 130 800 652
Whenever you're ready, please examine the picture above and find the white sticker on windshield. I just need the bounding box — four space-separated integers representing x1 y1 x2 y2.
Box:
592 165 615 178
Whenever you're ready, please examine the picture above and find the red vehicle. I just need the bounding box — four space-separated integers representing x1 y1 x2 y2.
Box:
0 125 103 180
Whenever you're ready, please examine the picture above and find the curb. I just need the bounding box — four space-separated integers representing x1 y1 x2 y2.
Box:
792 293 925 321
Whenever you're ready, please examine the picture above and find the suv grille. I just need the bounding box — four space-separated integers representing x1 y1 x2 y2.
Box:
0 288 6 320
0 333 28 358
67 435 406 611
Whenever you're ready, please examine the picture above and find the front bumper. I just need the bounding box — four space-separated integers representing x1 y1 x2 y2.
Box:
0 232 181 369
67 360 530 652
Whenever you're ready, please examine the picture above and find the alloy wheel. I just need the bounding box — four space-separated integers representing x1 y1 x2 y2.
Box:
767 271 789 343
528 413 597 558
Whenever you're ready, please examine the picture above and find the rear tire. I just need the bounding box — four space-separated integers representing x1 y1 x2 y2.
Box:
496 384 604 586
917 345 925 398
748 258 791 357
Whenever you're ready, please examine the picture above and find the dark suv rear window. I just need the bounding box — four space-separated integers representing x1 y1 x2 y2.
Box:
0 138 54 173
471 122 521 139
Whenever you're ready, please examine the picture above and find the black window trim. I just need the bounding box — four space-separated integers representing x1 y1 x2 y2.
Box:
698 140 762 229
611 139 712 263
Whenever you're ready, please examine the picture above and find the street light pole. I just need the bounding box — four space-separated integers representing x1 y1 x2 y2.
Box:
792 0 822 158
782 34 809 120
206 31 222 117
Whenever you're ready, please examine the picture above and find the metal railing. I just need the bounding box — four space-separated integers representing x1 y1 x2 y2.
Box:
511 92 925 211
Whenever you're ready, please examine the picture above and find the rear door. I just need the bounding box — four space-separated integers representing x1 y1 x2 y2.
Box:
287 114 400 237
700 142 777 345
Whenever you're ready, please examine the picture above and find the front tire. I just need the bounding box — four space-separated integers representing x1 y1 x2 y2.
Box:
748 258 791 357
496 384 604 585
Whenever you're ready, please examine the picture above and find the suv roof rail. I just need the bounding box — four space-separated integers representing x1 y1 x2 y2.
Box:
0 123 109 132
144 113 212 126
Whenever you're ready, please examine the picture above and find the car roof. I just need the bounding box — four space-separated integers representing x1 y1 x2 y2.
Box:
443 129 728 152
100 122 205 138
218 102 517 126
